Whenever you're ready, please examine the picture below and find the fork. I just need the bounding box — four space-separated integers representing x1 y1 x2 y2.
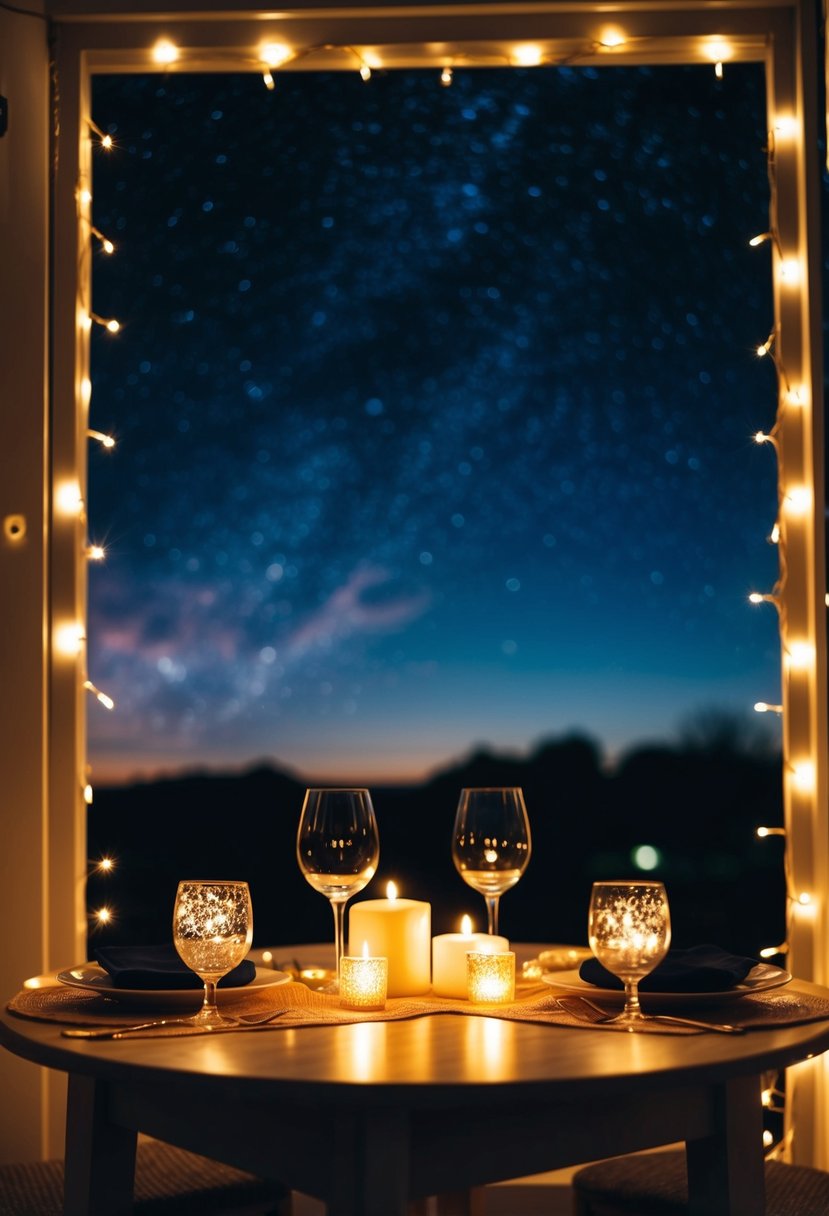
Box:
562 995 744 1035
62 1009 288 1040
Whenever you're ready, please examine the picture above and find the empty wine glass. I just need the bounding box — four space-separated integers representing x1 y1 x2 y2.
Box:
588 880 671 1029
452 787 531 936
172 880 253 1029
296 788 380 991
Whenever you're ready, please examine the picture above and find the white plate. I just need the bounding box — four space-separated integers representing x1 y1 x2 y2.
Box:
541 963 792 1008
56 963 291 1008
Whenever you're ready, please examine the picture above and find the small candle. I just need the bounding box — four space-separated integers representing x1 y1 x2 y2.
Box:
432 915 509 998
349 882 431 996
340 946 388 1011
467 951 516 1004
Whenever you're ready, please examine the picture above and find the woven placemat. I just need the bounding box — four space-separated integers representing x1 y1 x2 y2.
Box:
8 979 829 1037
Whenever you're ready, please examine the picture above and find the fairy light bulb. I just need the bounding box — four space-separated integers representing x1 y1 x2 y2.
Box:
598 27 626 48
260 41 292 67
84 679 115 710
774 115 798 139
756 339 772 357
754 702 782 714
87 428 115 449
440 66 453 87
80 377 92 407
757 826 786 838
56 480 84 516
55 622 85 657
769 523 781 544
91 227 115 254
97 857 114 873
792 761 815 793
83 783 94 805
749 232 772 247
784 386 808 408
778 258 801 285
86 543 106 561
94 907 112 925
90 313 121 334
262 70 275 90
359 63 372 81
79 187 92 207
784 486 811 515
152 39 179 65
797 891 813 907
754 430 772 445
512 44 543 66
786 640 813 670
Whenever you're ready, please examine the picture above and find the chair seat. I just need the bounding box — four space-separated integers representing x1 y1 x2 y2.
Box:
571 1149 829 1216
0 1138 289 1216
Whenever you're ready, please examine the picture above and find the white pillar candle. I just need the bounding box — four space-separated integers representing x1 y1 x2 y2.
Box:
467 951 516 1004
349 882 431 996
432 915 509 998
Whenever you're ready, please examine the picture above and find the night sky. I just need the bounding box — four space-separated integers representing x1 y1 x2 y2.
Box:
87 63 783 785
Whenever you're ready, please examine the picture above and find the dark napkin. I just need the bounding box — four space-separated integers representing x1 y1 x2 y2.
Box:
579 945 758 993
93 943 256 990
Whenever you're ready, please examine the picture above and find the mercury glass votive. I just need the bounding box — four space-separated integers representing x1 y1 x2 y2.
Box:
466 951 516 1004
340 955 388 1010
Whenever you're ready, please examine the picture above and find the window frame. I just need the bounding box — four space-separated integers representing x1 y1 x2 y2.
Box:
47 0 826 1163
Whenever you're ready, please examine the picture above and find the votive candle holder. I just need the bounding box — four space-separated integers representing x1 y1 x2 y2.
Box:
340 955 388 1010
466 951 516 1004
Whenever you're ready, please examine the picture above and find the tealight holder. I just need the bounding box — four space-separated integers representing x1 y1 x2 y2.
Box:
340 955 388 1010
466 951 516 1004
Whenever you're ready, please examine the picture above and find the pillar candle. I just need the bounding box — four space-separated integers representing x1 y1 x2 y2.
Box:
432 915 509 998
349 882 431 996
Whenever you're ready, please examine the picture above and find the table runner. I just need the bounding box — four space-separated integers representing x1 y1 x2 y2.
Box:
9 978 829 1037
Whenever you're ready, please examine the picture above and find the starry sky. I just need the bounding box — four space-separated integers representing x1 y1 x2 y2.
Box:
87 62 784 785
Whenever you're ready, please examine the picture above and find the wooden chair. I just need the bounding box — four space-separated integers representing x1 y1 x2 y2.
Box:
0 1137 292 1216
571 1148 829 1216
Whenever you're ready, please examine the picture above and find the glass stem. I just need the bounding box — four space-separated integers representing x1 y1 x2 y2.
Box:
201 978 218 1018
331 898 347 984
485 895 500 936
623 978 643 1021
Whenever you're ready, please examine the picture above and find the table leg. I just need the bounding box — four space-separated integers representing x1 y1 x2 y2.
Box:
62 1074 137 1216
685 1074 765 1216
328 1109 410 1216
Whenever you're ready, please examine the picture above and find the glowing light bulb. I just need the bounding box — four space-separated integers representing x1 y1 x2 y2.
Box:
797 891 813 906
94 907 112 925
756 826 785 838
90 313 121 334
748 592 765 604
769 523 781 544
778 258 801 285
440 67 453 87
262 70 275 90
786 641 813 669
763 1131 774 1149
792 761 815 792
55 622 85 656
512 44 543 67
80 377 92 406
784 386 808 408
56 480 84 516
774 115 798 139
260 41 292 67
749 232 772 247
100 133 113 150
152 40 179 65
79 187 92 207
84 679 115 710
86 544 106 561
703 37 733 65
753 701 782 714
97 857 114 873
754 430 771 445
83 783 94 804
785 486 811 515
714 61 724 79
87 428 115 449
598 27 626 48
756 339 771 357
359 63 372 81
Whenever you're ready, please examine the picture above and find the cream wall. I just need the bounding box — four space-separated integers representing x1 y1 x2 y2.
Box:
0 0 68 1163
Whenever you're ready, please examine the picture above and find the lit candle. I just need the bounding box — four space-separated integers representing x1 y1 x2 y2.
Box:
432 916 509 998
467 951 516 1004
340 943 388 1011
349 882 431 996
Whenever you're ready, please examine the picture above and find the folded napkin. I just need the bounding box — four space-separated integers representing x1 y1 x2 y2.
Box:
579 945 758 993
93 944 256 990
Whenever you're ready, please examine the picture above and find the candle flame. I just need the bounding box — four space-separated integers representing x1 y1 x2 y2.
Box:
461 914 473 935
362 941 370 959
386 880 398 901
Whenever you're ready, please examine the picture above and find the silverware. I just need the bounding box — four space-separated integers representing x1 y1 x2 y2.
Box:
62 1008 288 1040
560 995 744 1035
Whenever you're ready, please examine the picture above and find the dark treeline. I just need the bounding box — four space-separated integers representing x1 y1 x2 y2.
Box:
88 725 786 960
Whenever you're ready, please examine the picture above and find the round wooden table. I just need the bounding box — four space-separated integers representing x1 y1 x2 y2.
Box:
4 951 829 1216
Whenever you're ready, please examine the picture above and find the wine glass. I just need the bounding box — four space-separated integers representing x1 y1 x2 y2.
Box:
588 880 671 1029
172 880 253 1029
452 787 531 936
296 788 380 991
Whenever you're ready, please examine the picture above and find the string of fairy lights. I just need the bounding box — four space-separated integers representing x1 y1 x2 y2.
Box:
74 42 817 1153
